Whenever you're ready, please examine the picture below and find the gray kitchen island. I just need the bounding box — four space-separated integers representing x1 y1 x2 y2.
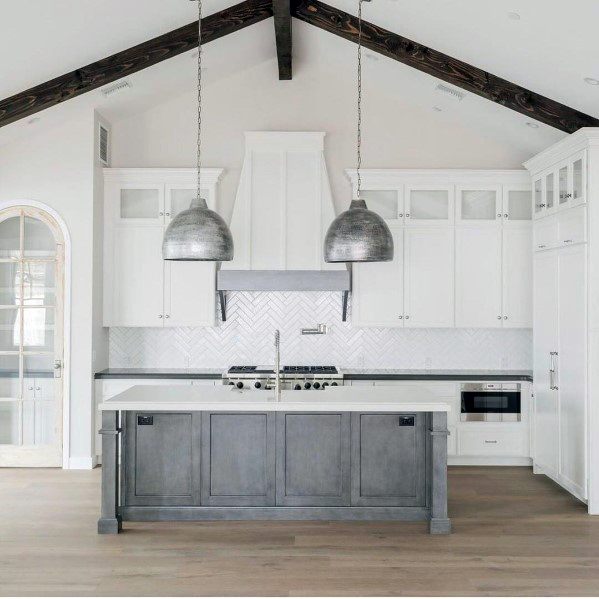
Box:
98 385 451 534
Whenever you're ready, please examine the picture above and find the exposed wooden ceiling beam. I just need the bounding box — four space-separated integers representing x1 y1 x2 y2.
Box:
273 0 292 79
0 0 273 128
292 0 599 134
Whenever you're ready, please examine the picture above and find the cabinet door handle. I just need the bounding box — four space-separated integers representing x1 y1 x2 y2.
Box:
537 244 546 249
563 239 573 244
484 440 498 444
539 204 546 208
549 351 558 390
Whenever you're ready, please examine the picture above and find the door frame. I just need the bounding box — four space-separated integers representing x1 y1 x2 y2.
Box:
0 200 71 469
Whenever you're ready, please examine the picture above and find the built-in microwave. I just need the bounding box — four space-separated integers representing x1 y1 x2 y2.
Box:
460 383 521 422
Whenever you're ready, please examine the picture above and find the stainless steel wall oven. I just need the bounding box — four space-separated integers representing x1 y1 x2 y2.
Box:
460 383 521 422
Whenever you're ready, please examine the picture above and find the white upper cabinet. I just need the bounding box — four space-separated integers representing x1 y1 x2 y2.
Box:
455 226 503 328
348 170 531 329
403 227 454 327
404 185 454 226
223 132 341 271
456 185 501 224
103 169 223 328
352 224 404 327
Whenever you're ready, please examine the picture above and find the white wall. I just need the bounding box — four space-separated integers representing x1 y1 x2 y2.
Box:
110 57 540 223
0 107 107 468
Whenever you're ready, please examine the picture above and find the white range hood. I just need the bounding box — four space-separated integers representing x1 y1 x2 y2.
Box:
217 132 350 319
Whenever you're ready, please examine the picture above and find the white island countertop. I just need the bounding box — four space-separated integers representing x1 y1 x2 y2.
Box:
99 384 451 413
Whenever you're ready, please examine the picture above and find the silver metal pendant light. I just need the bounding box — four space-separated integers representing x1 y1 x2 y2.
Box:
324 0 393 263
162 0 234 262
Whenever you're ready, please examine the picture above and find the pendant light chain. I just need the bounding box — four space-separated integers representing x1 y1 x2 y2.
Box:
197 0 203 203
356 0 363 200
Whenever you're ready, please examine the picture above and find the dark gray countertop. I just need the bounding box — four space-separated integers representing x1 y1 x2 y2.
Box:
95 368 532 382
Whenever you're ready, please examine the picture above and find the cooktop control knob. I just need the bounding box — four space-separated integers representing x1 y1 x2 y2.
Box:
254 381 262 389
331 382 338 386
294 384 302 391
228 381 235 386
304 382 312 390
313 382 321 389
236 381 244 389
323 382 330 388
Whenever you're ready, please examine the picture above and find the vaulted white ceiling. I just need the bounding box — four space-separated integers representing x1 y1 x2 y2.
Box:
1 0 597 151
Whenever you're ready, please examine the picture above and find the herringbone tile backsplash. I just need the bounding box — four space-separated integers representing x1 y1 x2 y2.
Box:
109 292 532 369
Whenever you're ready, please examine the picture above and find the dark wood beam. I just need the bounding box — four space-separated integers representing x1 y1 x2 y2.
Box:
0 0 273 128
273 0 292 79
292 0 599 134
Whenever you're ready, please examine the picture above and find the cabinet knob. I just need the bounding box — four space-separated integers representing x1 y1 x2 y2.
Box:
564 239 573 244
158 314 163 318
538 244 546 249
165 314 170 318
159 212 164 216
539 204 546 208
497 315 502 320
165 212 170 216
405 315 410 320
28 386 33 390
497 213 502 218
504 316 508 320
405 213 410 218
398 213 404 218
36 387 41 391
504 213 508 218
398 315 403 319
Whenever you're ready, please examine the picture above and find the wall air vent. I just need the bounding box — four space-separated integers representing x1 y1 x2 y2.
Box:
99 125 109 166
101 80 131 98
435 83 465 101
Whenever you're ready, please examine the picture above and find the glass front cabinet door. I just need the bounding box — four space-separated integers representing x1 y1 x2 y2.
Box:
114 185 165 225
456 186 502 224
404 186 453 225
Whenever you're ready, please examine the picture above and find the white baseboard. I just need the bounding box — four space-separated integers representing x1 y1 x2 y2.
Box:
449 456 532 466
67 456 98 470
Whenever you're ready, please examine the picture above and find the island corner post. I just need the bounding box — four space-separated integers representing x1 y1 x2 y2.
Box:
97 405 450 535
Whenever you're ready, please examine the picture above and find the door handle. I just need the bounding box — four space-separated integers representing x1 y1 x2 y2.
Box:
54 359 62 379
549 351 558 390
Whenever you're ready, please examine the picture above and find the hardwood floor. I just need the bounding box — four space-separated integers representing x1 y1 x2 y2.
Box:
0 466 598 596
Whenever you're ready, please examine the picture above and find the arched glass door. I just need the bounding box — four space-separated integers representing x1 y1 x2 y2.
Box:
0 207 64 466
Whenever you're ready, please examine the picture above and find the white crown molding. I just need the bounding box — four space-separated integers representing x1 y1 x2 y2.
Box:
103 167 225 185
523 127 599 174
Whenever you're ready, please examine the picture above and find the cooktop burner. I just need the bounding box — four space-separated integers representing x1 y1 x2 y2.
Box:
283 366 338 375
228 365 274 374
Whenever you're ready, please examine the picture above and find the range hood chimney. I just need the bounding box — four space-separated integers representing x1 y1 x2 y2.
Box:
217 132 350 320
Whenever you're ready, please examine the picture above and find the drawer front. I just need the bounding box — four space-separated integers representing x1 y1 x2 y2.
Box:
458 428 526 456
558 205 586 246
372 381 456 397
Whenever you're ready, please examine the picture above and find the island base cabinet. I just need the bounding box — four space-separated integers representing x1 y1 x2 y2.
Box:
123 412 201 507
276 413 350 506
351 413 426 507
201 412 276 506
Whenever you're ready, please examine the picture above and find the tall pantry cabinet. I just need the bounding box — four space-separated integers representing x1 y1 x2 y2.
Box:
524 129 599 509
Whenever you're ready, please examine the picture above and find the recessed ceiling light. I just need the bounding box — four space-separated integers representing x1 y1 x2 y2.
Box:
526 122 539 129
584 77 599 86
364 52 379 61
27 117 40 125
432 106 442 112
507 11 521 20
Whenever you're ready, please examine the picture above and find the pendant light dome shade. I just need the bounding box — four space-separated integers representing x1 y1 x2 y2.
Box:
162 198 234 261
324 199 394 262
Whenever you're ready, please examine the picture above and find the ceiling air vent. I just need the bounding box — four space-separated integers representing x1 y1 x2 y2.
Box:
101 80 131 98
99 125 109 166
435 83 465 101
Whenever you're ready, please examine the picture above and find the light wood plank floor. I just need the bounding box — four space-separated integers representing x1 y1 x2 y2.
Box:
1 466 598 596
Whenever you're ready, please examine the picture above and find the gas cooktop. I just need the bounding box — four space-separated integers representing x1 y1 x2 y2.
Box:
227 365 339 375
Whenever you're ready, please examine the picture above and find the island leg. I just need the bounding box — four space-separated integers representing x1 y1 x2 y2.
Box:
429 411 451 534
97 410 122 534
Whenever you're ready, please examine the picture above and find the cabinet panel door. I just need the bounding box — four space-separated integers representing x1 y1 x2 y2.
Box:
352 224 404 327
558 245 587 497
502 227 532 328
164 261 215 327
110 226 164 327
558 205 587 246
201 412 275 506
534 214 559 251
404 227 454 327
455 226 502 327
276 413 350 506
351 412 426 507
533 251 559 478
124 412 200 506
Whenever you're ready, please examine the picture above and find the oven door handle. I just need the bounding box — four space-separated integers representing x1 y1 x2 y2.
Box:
549 351 558 391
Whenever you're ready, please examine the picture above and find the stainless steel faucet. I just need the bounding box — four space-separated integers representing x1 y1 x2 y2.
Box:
274 329 281 402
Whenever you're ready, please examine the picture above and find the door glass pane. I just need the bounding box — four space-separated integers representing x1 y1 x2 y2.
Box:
409 190 449 220
24 355 54 389
21 261 55 307
24 217 56 258
0 217 21 259
170 189 195 218
508 191 533 221
460 190 497 220
545 174 554 209
534 179 542 213
573 159 583 199
559 166 568 204
120 189 160 219
22 308 54 352
0 401 19 444
0 262 20 305
0 309 20 351
0 355 20 399
360 190 398 219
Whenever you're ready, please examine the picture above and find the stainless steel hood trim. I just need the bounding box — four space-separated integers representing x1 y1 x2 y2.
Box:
216 269 351 323
217 269 350 292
